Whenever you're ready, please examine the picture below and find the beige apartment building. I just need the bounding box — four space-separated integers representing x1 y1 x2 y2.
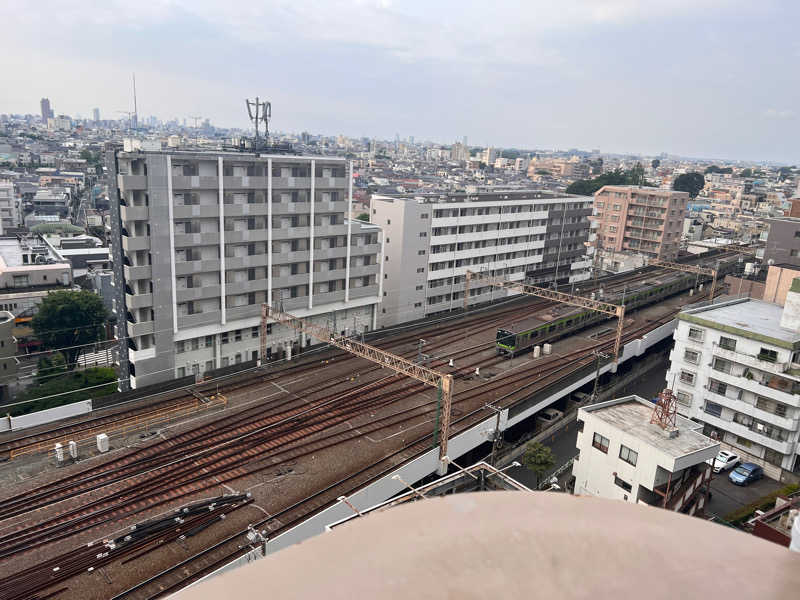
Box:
593 186 688 260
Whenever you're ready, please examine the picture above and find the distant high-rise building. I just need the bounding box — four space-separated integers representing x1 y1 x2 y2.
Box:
40 98 53 122
92 107 100 122
462 136 468 147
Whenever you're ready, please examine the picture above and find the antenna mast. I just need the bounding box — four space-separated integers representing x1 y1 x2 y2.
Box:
245 97 271 151
132 73 138 131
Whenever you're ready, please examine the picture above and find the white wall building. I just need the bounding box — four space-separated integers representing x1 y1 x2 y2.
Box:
572 395 718 515
0 181 19 233
371 191 593 327
666 295 800 479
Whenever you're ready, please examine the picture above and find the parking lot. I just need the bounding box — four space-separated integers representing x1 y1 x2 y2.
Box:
706 472 784 519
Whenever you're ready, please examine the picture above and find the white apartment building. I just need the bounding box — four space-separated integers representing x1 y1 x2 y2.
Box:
666 295 800 478
110 150 382 389
0 181 19 233
371 191 592 327
572 395 718 515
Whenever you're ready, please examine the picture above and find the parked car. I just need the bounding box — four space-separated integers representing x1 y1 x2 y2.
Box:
707 450 739 473
536 408 564 427
729 463 763 486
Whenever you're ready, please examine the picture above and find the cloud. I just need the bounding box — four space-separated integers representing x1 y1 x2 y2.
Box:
763 108 796 120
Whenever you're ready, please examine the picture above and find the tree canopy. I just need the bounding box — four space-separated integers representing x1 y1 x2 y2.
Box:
356 213 369 222
521 441 555 485
565 167 654 196
651 159 661 169
740 168 753 178
500 149 521 160
704 165 733 174
32 290 108 371
672 172 705 198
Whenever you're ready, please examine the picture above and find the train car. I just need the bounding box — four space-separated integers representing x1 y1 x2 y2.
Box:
495 270 700 357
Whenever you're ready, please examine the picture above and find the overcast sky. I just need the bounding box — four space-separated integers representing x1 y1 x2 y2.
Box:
1 1 798 163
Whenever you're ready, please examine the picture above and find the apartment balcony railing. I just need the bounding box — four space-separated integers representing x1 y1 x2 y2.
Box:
712 343 789 375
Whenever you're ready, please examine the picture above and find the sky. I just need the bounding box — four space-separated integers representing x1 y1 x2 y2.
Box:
1 0 798 163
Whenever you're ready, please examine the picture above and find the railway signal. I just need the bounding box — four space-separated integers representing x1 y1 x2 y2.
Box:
263 304 455 475
464 270 627 362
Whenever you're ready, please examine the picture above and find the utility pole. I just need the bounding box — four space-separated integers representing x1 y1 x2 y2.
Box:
591 351 610 403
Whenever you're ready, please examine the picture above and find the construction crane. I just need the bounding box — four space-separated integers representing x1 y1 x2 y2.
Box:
464 270 627 361
646 259 717 300
262 304 455 474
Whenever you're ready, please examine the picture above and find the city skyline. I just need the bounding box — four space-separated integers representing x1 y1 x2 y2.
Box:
1 1 798 163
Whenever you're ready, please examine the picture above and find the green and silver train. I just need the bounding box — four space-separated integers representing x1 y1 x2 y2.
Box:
495 270 704 357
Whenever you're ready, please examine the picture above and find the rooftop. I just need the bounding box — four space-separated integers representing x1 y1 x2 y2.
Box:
582 395 716 459
679 298 800 348
374 189 586 204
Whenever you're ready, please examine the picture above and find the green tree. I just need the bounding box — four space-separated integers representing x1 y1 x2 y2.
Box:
32 290 108 371
740 168 753 178
704 165 733 174
672 172 705 198
356 213 369 222
521 441 555 485
535 169 551 175
651 159 661 169
500 149 520 160
778 166 793 181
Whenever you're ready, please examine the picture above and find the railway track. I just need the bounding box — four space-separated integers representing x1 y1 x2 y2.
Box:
0 263 676 460
0 282 721 599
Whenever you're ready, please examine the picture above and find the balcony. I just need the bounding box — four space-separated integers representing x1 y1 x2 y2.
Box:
176 285 221 303
711 369 800 408
225 304 261 322
173 204 221 219
171 175 218 189
273 201 311 215
125 292 152 309
120 205 149 222
129 346 156 362
349 285 379 300
122 236 150 252
699 411 795 455
175 232 220 247
127 320 154 337
651 464 712 512
312 290 347 306
118 174 147 190
177 311 222 330
123 264 152 281
712 344 789 375
175 259 221 276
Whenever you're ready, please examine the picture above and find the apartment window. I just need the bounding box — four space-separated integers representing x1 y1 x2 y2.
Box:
386 219 391 225
708 379 728 396
764 448 783 467
421 213 429 218
683 349 700 364
415 285 424 291
719 336 736 351
176 341 185 353
418 250 426 255
679 370 696 386
221 332 229 344
205 360 214 372
614 476 632 493
419 232 427 238
687 327 704 341
192 339 199 351
251 326 260 338
791 250 800 258
794 231 800 239
414 302 422 308
205 335 214 347
735 435 752 448
235 329 242 342
712 357 732 374
266 324 273 335
619 445 638 466
592 432 609 454
676 391 693 406
704 401 723 418
757 348 778 363
416 267 425 273
177 367 186 378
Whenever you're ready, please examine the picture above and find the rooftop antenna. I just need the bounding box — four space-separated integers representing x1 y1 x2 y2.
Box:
650 388 678 431
132 73 138 131
246 97 271 151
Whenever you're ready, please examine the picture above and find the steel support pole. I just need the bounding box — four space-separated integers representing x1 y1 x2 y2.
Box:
437 375 454 475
